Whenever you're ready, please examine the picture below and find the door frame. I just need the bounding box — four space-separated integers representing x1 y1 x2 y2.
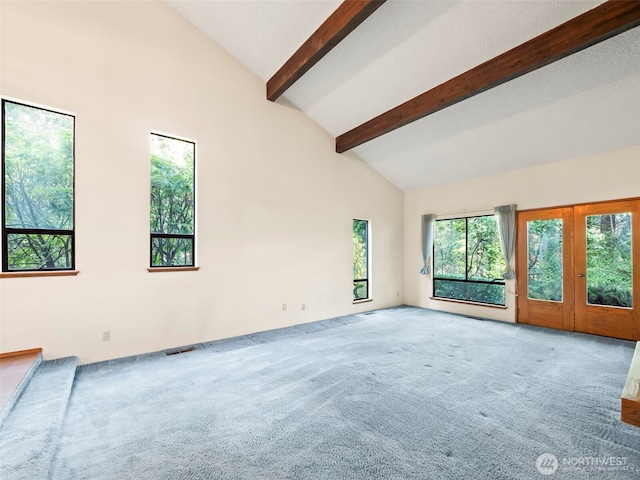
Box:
516 207 575 332
574 199 640 340
516 197 640 341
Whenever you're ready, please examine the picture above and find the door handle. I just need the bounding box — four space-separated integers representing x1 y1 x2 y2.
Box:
577 273 585 278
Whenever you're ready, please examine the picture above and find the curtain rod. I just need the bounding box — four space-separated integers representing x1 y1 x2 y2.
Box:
434 207 495 219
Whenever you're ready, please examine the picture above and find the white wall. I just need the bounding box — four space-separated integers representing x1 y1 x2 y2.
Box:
404 145 640 322
0 1 404 363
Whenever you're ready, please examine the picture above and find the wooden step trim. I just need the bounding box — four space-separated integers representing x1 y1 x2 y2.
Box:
622 342 640 427
0 348 43 359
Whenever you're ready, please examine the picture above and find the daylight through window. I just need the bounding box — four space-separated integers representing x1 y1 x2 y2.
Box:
2 100 75 272
353 219 370 301
150 133 195 267
433 215 505 305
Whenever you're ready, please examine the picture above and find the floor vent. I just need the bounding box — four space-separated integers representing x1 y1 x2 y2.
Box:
166 347 195 356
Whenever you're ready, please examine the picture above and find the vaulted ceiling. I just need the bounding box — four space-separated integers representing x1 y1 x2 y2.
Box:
165 0 640 191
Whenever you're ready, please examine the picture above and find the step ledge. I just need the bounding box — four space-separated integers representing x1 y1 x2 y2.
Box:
0 356 79 480
0 352 43 427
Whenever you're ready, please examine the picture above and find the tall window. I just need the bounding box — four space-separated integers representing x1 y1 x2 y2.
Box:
150 133 195 267
433 215 505 305
2 100 75 272
353 219 370 301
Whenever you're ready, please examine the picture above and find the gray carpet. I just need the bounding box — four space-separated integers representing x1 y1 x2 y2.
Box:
0 356 78 479
8 307 640 479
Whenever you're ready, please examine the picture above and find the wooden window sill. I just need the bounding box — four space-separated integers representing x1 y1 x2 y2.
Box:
353 298 373 304
147 266 200 273
429 296 507 310
0 270 80 279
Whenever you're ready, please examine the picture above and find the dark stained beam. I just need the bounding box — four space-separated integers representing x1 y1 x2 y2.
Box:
336 0 640 153
267 0 387 102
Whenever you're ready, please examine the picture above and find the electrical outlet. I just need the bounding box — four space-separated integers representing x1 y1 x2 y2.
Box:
282 304 287 311
302 304 306 311
397 291 400 297
103 331 111 342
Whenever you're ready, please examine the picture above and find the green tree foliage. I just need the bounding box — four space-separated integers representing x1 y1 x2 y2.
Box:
434 280 505 305
434 218 465 280
353 219 368 300
527 215 632 307
433 216 505 305
150 134 194 266
527 219 563 302
467 216 505 281
3 102 74 270
586 213 632 307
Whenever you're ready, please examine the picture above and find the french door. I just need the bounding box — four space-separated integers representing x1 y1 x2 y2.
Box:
517 199 640 341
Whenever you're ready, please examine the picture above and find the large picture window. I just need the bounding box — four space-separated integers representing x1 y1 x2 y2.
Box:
2 100 75 272
353 219 370 301
150 133 195 267
433 215 505 305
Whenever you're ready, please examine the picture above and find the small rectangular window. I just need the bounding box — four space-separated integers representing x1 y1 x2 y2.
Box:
433 215 505 305
150 133 195 267
2 100 75 272
353 219 370 301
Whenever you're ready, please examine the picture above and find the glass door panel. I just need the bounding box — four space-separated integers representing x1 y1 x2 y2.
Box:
517 208 574 331
575 201 639 340
527 219 563 302
585 213 632 308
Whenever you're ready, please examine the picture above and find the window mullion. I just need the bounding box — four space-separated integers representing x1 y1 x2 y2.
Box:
465 218 469 281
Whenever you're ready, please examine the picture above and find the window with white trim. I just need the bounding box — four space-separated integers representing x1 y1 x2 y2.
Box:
150 133 195 267
2 100 75 272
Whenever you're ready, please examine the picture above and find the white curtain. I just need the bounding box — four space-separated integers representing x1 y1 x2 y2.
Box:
494 205 517 279
420 214 436 275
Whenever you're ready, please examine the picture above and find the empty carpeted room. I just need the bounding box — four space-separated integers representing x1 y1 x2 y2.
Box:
1 1 640 479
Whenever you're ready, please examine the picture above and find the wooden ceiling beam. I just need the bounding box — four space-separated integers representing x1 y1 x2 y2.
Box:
267 0 386 102
336 0 640 153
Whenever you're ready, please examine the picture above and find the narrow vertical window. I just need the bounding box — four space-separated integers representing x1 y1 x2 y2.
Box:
353 219 370 301
150 133 195 267
2 100 75 272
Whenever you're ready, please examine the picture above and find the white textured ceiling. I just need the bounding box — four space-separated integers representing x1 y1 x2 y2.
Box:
166 0 640 191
